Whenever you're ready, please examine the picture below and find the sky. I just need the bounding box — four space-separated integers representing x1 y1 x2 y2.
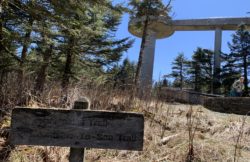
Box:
115 0 250 82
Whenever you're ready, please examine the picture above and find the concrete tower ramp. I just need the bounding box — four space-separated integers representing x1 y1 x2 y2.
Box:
129 16 175 39
129 16 250 39
172 17 250 32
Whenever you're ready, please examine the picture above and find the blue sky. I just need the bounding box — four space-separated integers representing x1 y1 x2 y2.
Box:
115 0 250 82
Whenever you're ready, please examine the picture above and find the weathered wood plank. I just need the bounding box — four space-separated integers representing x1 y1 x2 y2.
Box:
69 99 89 162
10 108 144 151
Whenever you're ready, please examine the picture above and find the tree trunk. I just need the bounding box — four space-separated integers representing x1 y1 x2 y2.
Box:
17 18 33 105
0 1 3 54
180 63 183 90
243 55 248 95
194 65 198 91
62 37 75 91
0 1 5 71
18 19 33 85
210 60 213 93
34 45 53 95
0 2 4 86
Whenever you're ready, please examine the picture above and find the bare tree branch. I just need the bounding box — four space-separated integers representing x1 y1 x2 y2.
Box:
166 0 172 9
2 45 22 63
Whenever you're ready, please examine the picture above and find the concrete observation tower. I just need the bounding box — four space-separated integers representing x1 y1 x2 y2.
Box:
128 16 250 91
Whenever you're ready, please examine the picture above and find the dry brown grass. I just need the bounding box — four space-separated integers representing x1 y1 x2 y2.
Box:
1 85 250 162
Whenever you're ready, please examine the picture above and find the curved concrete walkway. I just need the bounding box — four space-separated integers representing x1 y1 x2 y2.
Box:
129 16 250 91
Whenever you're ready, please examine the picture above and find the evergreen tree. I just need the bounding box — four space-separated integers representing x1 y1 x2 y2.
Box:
153 79 166 90
51 1 133 91
0 1 134 104
228 24 250 95
111 58 137 90
171 53 189 89
0 1 17 85
162 78 170 87
188 48 214 92
202 49 214 93
1 0 53 102
221 53 241 95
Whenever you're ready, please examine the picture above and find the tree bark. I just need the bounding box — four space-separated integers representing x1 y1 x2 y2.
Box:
34 45 53 95
194 65 198 91
18 19 33 86
210 62 213 93
62 37 75 91
0 1 3 54
243 55 248 94
0 2 4 86
180 62 183 90
17 18 33 105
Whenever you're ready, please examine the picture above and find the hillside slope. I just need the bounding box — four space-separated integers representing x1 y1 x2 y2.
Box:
3 101 250 162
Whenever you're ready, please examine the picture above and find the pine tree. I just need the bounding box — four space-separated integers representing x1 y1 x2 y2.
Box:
0 1 17 85
162 78 170 87
228 24 250 95
112 58 137 90
1 1 133 104
50 1 133 91
188 48 214 92
221 53 241 95
171 53 189 89
202 49 214 93
29 1 59 95
1 1 49 103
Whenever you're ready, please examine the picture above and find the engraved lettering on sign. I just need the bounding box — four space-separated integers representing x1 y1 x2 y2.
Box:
118 134 137 142
80 134 91 140
33 118 109 128
96 133 113 141
90 119 108 127
31 132 117 142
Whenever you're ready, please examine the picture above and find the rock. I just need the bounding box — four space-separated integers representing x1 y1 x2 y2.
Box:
160 134 180 145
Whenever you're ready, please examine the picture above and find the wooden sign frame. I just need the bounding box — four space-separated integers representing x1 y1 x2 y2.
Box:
10 108 144 151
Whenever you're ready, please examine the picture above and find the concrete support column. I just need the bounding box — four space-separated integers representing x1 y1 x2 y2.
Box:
214 27 222 70
213 27 222 93
139 30 157 91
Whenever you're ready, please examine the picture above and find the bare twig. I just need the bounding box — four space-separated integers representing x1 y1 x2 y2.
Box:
233 111 250 162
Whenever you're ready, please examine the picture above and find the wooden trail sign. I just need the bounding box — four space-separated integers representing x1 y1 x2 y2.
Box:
10 108 144 151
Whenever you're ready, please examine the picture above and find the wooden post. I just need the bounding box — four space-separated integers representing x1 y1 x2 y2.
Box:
69 98 90 162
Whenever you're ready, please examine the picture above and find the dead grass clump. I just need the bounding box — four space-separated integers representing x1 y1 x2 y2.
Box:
9 146 69 162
